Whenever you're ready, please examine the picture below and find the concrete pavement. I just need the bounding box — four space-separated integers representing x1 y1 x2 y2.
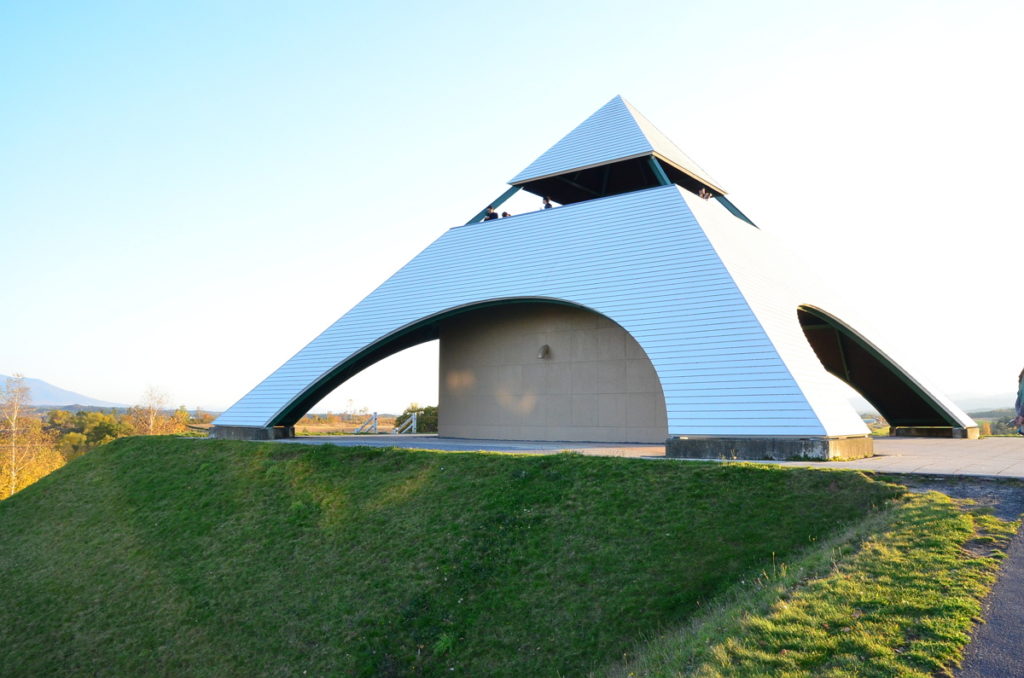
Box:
774 437 1024 479
275 434 662 457
277 434 1024 478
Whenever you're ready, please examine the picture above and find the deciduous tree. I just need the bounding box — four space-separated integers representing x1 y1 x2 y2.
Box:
126 388 189 436
58 432 90 461
1 375 62 499
134 386 168 434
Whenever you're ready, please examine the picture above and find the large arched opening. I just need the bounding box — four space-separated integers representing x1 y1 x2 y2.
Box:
267 299 668 443
797 305 968 433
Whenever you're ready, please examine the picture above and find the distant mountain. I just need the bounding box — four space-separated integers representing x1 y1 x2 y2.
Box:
0 375 126 408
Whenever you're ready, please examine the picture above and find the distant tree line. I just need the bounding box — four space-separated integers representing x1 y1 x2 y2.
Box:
1 376 200 500
864 410 1020 437
294 404 438 434
977 417 1019 436
968 408 1015 419
300 412 367 426
961 408 1018 436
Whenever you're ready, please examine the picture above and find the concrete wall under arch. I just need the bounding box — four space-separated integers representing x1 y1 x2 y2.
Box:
438 303 668 443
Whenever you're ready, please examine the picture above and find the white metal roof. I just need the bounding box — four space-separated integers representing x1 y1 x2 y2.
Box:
218 184 970 436
508 95 725 193
214 97 973 438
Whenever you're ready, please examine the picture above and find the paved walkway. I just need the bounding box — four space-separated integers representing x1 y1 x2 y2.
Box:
775 437 1024 478
277 434 662 457
279 435 1024 478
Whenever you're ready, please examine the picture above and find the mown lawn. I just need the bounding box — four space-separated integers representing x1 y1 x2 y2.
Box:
607 491 1018 677
0 437 894 677
0 437 1007 677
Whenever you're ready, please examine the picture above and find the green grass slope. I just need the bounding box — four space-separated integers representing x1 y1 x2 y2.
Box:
608 492 1018 678
0 438 900 677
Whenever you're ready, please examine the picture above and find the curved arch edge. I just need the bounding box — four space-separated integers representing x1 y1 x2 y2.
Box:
797 304 977 437
213 296 637 439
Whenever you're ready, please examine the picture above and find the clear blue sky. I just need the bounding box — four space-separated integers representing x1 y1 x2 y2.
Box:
2 0 1021 413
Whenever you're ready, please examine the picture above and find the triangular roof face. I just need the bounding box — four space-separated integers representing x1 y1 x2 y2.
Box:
509 95 725 193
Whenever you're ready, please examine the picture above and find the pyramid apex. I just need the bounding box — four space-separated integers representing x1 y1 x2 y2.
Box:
509 96 725 205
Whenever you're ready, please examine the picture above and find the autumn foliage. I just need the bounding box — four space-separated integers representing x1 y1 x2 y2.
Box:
0 376 191 500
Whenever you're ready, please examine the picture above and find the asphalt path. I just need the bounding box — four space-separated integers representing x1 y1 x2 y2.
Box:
957 526 1024 678
894 478 1024 678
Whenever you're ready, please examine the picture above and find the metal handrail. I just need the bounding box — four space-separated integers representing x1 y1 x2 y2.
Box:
354 412 378 434
394 412 419 434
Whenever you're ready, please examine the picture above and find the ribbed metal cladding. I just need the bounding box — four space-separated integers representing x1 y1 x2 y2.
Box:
215 185 838 436
681 192 975 433
508 96 654 184
508 95 724 192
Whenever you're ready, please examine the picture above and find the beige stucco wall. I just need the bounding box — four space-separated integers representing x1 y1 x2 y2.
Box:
438 303 668 442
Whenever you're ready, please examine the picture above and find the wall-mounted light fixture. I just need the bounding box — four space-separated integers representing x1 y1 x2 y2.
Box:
537 344 551 359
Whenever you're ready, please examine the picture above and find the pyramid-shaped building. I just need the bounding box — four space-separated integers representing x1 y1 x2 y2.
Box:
212 96 977 459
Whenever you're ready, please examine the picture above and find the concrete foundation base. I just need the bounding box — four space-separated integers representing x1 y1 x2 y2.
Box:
211 425 295 441
891 426 980 439
665 435 874 461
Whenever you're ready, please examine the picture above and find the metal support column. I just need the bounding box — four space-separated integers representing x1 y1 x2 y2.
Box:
648 155 671 186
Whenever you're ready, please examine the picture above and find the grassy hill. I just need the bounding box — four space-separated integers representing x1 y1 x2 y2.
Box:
0 438 1010 677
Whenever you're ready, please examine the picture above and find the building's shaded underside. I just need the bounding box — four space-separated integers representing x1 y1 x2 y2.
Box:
798 307 959 428
517 156 715 207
